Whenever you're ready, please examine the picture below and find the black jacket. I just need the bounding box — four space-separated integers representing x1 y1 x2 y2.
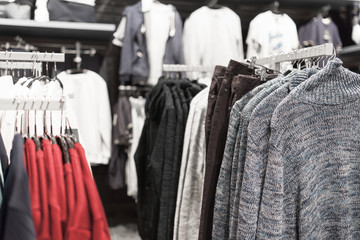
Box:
135 78 204 240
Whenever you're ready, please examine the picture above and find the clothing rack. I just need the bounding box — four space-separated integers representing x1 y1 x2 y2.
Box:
0 62 42 71
0 51 65 62
0 50 66 110
162 64 214 73
255 43 335 71
0 97 66 110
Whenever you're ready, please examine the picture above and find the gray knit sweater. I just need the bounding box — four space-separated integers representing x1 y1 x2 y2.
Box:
213 76 283 240
229 75 295 240
236 69 317 240
257 59 360 239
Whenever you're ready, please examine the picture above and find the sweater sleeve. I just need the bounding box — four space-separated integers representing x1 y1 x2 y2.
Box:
113 17 127 47
212 107 242 239
256 143 285 239
236 134 269 239
97 77 112 165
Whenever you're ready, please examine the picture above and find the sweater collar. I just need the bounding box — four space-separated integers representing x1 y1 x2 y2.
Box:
292 58 360 105
289 68 318 91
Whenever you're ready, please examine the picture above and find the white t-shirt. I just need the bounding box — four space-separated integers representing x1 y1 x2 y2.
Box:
352 24 360 45
246 10 299 59
183 6 244 78
58 70 112 165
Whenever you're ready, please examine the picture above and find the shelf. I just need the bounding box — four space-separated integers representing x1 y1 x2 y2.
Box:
338 45 360 68
221 0 353 7
0 19 116 41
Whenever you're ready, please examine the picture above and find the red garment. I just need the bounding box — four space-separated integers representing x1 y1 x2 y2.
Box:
65 148 91 240
24 139 41 236
63 162 75 237
23 142 28 173
74 143 111 240
52 143 67 235
42 139 62 240
36 146 51 240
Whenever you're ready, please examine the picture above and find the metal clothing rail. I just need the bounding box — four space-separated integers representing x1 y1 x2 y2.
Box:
0 61 42 70
255 43 335 71
162 64 214 73
0 51 65 62
0 97 66 110
0 50 66 111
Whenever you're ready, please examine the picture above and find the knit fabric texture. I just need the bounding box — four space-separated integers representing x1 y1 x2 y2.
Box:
236 68 317 239
257 58 360 239
229 76 293 240
212 76 281 240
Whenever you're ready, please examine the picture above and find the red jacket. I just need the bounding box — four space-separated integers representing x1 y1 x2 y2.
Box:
42 139 62 240
74 143 111 240
65 148 91 240
24 139 41 236
52 143 67 236
36 146 51 240
63 162 75 238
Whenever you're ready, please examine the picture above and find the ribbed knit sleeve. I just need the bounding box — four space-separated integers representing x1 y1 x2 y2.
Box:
256 143 286 240
212 103 243 240
229 79 288 240
237 69 318 239
212 77 280 240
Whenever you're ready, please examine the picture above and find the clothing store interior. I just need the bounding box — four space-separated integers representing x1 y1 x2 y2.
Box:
1 0 360 239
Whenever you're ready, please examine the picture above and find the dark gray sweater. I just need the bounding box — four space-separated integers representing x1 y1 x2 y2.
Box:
257 59 360 239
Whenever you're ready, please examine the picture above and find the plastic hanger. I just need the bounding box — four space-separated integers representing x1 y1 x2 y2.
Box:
52 60 64 89
66 41 88 74
57 135 71 164
207 0 222 9
270 1 282 15
27 53 52 89
31 99 42 150
56 109 71 163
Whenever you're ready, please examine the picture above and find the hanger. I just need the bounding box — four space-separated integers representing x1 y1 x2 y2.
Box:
319 5 331 19
56 106 71 163
29 99 42 150
52 59 64 89
66 41 88 74
270 1 282 15
206 0 222 9
56 136 71 164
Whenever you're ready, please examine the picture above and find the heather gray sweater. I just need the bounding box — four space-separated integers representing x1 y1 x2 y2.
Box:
229 75 294 240
257 59 360 239
236 69 317 239
213 76 283 240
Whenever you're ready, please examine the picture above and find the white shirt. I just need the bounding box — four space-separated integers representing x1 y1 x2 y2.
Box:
126 96 146 200
246 10 299 59
183 6 244 78
57 70 112 165
352 24 360 45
